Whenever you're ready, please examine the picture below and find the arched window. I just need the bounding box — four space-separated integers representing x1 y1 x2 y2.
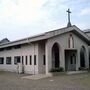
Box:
52 43 60 68
89 49 90 68
80 46 86 67
69 34 74 48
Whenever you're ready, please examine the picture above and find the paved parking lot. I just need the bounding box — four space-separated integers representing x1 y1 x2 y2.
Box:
0 71 90 90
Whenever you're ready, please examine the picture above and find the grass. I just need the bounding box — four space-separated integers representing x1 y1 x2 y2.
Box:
0 70 5 73
75 73 90 86
51 72 67 76
0 70 11 75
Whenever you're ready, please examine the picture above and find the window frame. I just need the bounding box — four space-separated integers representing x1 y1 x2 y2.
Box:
43 55 46 65
25 56 28 65
34 55 36 65
14 56 21 65
0 57 4 64
6 57 12 65
30 55 32 65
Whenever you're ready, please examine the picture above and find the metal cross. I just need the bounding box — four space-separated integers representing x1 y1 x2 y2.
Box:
67 9 72 27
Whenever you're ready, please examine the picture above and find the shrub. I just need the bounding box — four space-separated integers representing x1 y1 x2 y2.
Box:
50 67 64 72
79 67 88 71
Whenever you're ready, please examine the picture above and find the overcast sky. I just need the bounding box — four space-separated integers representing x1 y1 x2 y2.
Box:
0 0 90 41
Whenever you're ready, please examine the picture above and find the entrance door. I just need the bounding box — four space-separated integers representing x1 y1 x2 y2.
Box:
68 54 76 71
65 50 77 71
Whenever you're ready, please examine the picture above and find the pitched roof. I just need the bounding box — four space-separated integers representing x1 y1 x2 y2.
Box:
84 29 90 33
0 38 10 45
0 25 90 48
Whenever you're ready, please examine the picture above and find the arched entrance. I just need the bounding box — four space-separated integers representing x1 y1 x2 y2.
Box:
52 43 60 68
89 50 90 68
80 46 86 67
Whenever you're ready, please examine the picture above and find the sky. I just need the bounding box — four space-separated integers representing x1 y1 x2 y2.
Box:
0 0 90 41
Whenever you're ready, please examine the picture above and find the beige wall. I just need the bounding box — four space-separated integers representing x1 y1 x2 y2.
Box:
0 43 39 74
45 32 89 74
73 32 89 70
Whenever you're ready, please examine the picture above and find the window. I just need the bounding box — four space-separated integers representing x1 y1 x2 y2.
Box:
0 57 4 64
69 34 74 48
73 54 76 64
34 55 36 65
80 46 86 67
26 56 27 65
0 48 4 51
43 55 46 65
70 56 73 64
30 55 32 65
6 47 12 50
14 56 20 64
6 57 11 64
14 45 21 49
70 54 76 64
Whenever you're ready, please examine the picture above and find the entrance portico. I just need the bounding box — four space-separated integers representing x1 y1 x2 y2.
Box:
65 49 77 71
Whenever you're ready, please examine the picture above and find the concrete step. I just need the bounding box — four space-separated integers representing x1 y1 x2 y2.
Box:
22 74 52 80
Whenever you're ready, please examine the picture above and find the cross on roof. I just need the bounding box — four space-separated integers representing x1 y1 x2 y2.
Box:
67 9 72 27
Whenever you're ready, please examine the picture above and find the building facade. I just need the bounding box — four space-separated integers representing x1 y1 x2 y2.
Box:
0 25 90 75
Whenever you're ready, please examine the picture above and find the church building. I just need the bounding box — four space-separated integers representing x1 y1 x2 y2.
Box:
0 9 90 75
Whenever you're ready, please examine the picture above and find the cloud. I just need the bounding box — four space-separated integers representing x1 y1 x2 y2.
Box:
0 0 90 40
0 0 48 23
80 7 90 15
0 0 68 27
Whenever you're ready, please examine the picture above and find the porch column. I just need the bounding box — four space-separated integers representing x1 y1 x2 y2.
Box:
60 49 65 70
77 49 80 70
45 41 52 75
86 47 89 68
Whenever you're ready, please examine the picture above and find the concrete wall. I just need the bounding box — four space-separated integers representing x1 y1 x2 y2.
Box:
45 33 69 74
73 33 89 70
38 41 45 74
0 43 39 74
45 32 89 74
